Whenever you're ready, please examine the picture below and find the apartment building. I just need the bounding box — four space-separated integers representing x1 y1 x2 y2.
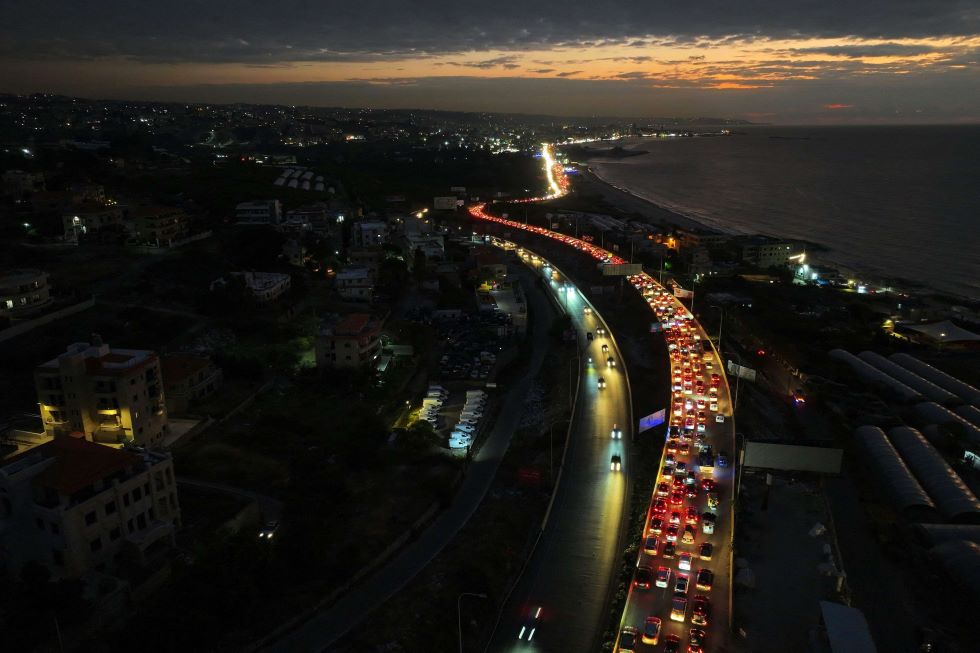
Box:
315 313 383 370
231 271 292 302
62 203 126 242
335 265 374 302
0 434 181 579
126 205 189 247
351 220 388 248
35 338 170 448
235 200 282 225
0 269 52 317
160 353 223 414
741 237 802 269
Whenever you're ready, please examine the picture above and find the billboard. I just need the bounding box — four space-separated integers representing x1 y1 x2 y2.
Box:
673 287 693 299
433 196 459 210
743 441 842 474
601 263 643 276
638 408 666 433
727 360 757 382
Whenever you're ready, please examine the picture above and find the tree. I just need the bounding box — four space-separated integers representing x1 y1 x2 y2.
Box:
413 248 428 282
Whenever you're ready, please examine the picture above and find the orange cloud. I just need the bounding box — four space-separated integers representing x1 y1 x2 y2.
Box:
824 103 854 109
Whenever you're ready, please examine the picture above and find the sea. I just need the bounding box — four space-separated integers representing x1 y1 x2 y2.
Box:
589 126 980 300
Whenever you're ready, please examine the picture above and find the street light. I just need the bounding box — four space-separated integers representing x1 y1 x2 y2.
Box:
457 592 488 653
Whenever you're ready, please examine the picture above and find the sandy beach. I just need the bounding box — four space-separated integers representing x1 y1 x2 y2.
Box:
574 165 723 234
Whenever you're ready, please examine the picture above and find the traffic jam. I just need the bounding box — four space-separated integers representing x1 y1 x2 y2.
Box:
468 205 734 653
615 276 732 653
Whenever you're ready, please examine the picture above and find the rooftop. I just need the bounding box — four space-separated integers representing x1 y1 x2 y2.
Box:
34 435 141 495
161 353 213 385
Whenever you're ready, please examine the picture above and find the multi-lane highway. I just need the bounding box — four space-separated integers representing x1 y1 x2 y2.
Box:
470 195 736 653
613 276 735 653
486 242 633 653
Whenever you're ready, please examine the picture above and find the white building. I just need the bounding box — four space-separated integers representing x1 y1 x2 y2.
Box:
235 200 282 225
352 220 388 248
335 266 374 302
0 435 181 579
233 271 292 302
35 338 170 448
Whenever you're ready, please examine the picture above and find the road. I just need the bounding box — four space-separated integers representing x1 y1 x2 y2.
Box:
262 260 558 652
469 206 736 653
487 245 632 653
614 274 735 652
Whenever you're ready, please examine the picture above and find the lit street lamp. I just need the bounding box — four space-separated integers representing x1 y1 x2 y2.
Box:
457 592 488 653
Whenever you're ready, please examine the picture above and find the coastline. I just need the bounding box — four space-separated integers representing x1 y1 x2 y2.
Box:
573 160 974 302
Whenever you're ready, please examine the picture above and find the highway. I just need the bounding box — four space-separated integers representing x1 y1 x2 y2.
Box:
470 196 736 653
613 276 735 653
486 243 633 653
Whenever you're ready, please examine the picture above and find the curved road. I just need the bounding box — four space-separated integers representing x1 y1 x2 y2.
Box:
487 245 633 653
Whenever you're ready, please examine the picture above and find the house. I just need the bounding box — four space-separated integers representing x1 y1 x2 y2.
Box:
160 354 223 414
34 337 170 448
315 313 384 370
235 200 282 225
0 434 181 579
335 265 374 302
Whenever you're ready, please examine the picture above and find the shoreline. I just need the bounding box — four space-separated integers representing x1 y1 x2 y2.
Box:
572 161 976 303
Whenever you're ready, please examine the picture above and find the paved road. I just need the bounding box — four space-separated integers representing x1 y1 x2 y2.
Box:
264 262 557 653
615 277 735 653
487 247 632 653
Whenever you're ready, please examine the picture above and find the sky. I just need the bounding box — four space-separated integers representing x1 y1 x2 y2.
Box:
1 1 979 123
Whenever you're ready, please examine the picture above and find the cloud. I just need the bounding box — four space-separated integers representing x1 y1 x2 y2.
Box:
529 68 556 73
823 103 854 109
556 70 583 77
1 2 978 64
443 55 521 69
792 43 940 58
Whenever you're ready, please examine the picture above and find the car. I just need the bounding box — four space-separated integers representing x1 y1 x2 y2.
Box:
656 482 671 497
670 596 688 622
696 568 714 591
610 455 622 471
700 478 717 491
792 388 806 405
634 565 654 589
676 461 688 475
601 343 609 353
587 331 594 341
663 634 681 653
669 511 682 525
258 520 280 540
611 424 623 439
606 356 616 368
642 616 662 645
701 513 716 534
699 542 713 560
665 453 676 466
618 626 638 653
597 377 606 389
655 566 671 588
662 464 674 477
670 490 685 506
517 605 542 642
674 574 690 595
584 306 592 315
596 327 606 336
685 471 698 486
681 525 696 544
653 498 668 514
587 356 593 367
643 535 659 555
688 628 707 653
666 524 679 542
679 552 693 571
685 484 699 500
717 451 730 467
455 423 477 433
691 596 710 626
679 442 691 455
662 541 676 558
648 517 664 536
685 507 700 524
667 438 679 453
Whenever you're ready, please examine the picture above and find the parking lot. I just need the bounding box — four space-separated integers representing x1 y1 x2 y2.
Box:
433 311 511 381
